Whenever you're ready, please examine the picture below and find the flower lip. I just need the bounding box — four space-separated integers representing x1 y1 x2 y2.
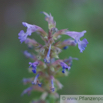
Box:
18 30 27 43
78 38 88 53
29 61 39 68
22 22 27 27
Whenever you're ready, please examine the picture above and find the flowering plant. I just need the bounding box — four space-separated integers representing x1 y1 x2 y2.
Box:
18 12 88 103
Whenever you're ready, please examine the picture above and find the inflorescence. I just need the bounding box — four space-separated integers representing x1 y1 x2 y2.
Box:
18 12 88 103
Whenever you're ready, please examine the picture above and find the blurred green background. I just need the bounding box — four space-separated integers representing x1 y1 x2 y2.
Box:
0 0 103 103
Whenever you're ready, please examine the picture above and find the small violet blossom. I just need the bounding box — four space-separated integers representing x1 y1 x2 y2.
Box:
24 50 33 58
32 74 39 85
21 87 33 96
18 22 47 43
64 56 78 67
29 61 39 73
65 30 88 52
22 78 32 85
60 62 71 73
18 30 27 43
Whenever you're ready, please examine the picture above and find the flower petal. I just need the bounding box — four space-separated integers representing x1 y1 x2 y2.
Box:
78 38 88 53
65 30 86 41
18 30 27 43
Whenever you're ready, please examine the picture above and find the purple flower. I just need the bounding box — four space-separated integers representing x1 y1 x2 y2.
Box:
64 56 78 67
22 22 39 36
65 30 88 52
24 50 33 58
29 61 39 73
21 87 33 96
19 12 89 101
51 76 55 92
18 22 47 43
44 45 51 63
60 62 71 73
32 74 39 85
22 78 32 85
18 30 27 43
22 22 47 37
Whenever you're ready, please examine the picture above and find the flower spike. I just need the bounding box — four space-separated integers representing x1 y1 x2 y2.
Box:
19 11 88 102
25 38 41 47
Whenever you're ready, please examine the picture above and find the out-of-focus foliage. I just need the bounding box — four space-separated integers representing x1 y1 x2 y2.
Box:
0 0 103 103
